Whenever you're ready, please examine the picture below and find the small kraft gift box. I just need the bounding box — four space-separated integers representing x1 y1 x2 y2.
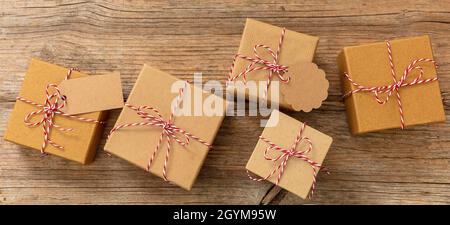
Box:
3 58 124 164
227 18 329 112
104 65 226 190
246 110 333 199
338 36 446 134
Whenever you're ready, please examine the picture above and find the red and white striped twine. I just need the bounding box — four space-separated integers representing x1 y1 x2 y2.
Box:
343 41 439 129
247 123 328 199
108 82 211 182
227 27 290 99
16 68 104 154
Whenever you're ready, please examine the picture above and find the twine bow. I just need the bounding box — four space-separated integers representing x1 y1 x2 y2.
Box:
108 83 211 181
16 68 104 154
343 40 438 129
247 123 327 199
228 27 290 99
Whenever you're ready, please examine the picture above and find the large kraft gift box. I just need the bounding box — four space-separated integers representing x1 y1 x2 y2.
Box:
338 36 445 134
4 58 107 164
246 110 332 199
104 65 226 190
228 19 325 111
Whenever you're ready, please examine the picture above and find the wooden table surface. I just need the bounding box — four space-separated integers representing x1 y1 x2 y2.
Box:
1 0 450 205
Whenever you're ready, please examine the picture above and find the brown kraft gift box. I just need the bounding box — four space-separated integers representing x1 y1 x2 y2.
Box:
104 65 226 190
4 58 107 164
228 18 324 111
246 110 332 199
338 35 445 134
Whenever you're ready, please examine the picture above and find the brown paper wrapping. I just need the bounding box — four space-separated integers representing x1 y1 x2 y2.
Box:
230 18 323 111
104 65 225 190
4 58 107 164
338 36 446 134
246 110 332 199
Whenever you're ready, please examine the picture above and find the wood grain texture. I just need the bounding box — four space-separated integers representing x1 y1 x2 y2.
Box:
1 0 450 204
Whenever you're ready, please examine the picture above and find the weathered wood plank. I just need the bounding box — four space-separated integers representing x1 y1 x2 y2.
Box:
1 0 450 204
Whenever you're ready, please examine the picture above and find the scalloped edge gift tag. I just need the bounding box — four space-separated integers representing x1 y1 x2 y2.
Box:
281 62 329 112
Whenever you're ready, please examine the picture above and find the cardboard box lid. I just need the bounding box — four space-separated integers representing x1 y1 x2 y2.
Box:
104 65 226 190
338 36 445 134
4 58 105 164
246 110 332 199
230 18 320 110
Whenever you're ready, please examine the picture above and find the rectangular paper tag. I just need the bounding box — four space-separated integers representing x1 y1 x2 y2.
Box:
59 72 124 115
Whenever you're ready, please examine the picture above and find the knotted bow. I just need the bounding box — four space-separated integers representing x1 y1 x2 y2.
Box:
228 27 290 99
108 83 211 181
247 123 327 199
343 40 438 129
16 68 104 153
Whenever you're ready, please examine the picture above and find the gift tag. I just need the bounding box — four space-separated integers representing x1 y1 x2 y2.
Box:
282 62 329 112
59 72 124 115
